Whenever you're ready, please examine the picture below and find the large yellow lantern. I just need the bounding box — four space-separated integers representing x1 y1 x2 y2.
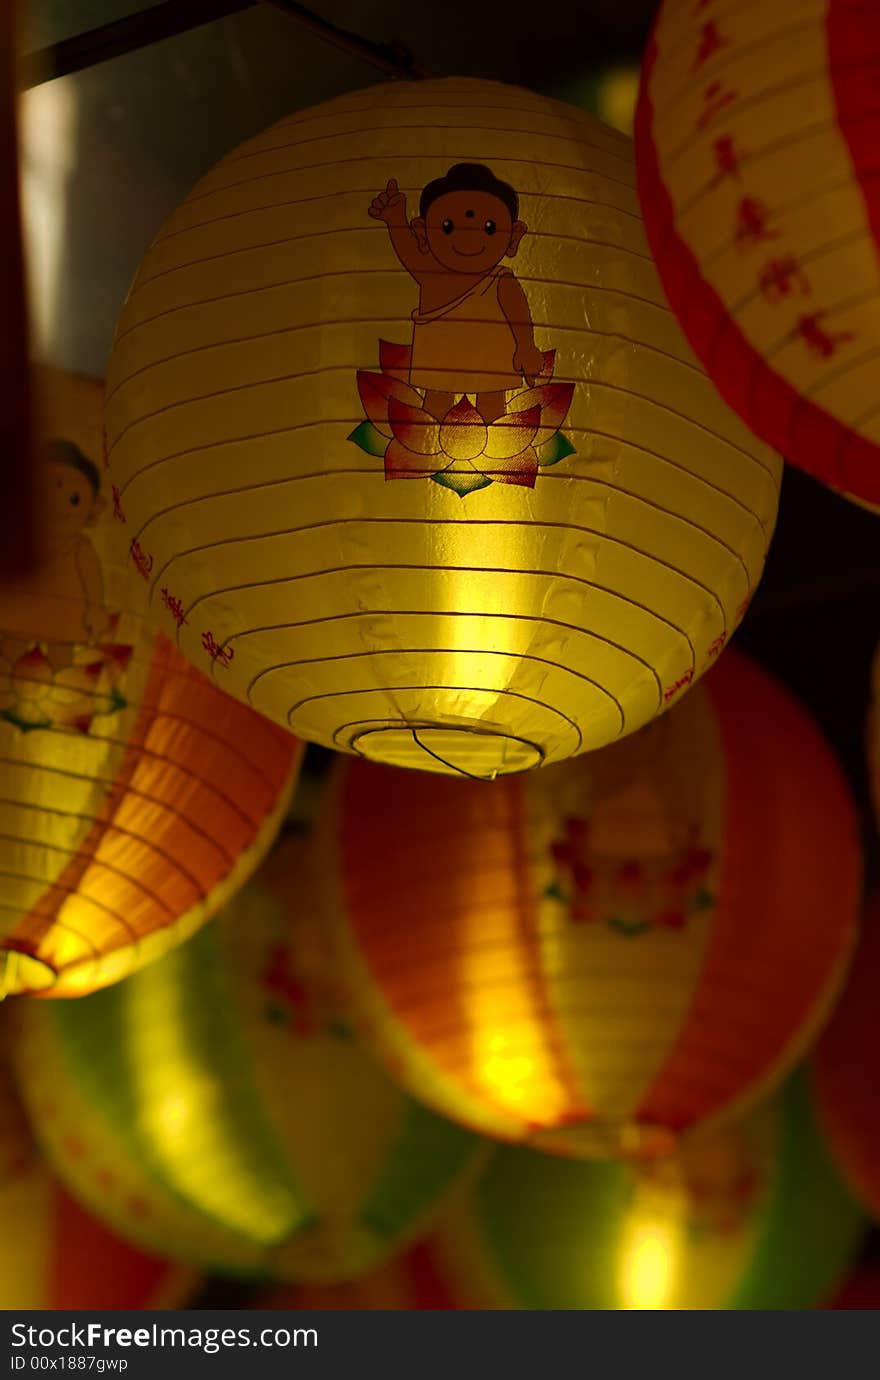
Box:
0 368 299 996
320 650 860 1157
11 847 481 1284
431 1078 863 1309
635 0 880 509
104 78 782 779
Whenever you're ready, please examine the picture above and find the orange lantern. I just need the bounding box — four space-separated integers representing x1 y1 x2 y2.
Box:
811 893 880 1221
0 368 300 996
321 649 860 1158
104 78 782 779
635 0 880 509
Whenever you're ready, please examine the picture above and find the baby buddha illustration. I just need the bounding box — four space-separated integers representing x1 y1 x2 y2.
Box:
350 162 576 495
0 440 130 733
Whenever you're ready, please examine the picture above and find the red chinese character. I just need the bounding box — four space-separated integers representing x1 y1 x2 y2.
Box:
713 134 745 182
129 538 153 579
693 20 728 69
111 483 126 522
734 196 780 251
160 586 187 628
758 255 811 304
793 311 857 359
201 630 234 666
663 669 695 703
696 80 737 131
707 632 727 658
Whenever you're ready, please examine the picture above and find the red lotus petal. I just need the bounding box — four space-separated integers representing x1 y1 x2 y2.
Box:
384 438 438 480
540 348 556 378
483 405 540 459
475 445 538 487
439 397 488 462
379 339 412 382
506 381 575 445
357 370 424 438
388 396 441 454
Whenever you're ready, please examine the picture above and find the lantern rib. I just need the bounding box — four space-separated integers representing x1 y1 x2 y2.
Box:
0 834 182 919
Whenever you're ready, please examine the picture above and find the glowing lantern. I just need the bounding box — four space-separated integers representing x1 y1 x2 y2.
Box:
811 894 880 1221
0 368 299 996
12 847 481 1284
635 1 880 509
104 78 781 780
431 1077 863 1309
320 650 860 1157
0 1060 197 1308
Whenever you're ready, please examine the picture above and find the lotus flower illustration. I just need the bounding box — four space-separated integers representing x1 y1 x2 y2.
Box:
349 341 576 496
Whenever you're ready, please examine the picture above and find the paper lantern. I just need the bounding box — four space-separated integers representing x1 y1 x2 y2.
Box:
811 894 880 1221
0 368 299 996
635 1 880 509
431 1077 863 1309
0 1058 197 1308
12 849 481 1284
104 77 782 780
320 649 860 1157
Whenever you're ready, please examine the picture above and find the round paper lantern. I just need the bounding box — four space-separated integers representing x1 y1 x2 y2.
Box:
104 77 782 780
12 849 481 1284
0 367 299 996
320 649 860 1158
635 1 880 509
0 1058 197 1309
431 1077 863 1309
811 894 880 1221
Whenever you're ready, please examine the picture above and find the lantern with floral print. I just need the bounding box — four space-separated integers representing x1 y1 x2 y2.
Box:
12 841 481 1284
635 0 880 509
319 650 860 1159
104 78 782 780
0 368 299 997
431 1077 863 1309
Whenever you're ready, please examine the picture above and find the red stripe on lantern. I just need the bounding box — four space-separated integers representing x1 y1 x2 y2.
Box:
635 25 880 506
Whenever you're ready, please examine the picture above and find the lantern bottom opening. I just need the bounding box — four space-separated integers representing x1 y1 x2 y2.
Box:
350 724 544 779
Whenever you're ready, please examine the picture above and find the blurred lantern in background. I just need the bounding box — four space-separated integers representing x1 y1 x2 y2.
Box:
869 643 880 826
0 367 299 997
828 1267 880 1310
430 1076 863 1310
320 650 860 1158
635 0 880 510
104 77 781 781
11 841 481 1283
811 894 880 1223
0 1051 197 1308
555 65 641 135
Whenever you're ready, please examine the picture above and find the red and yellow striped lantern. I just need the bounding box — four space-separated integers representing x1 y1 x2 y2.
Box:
320 650 860 1158
431 1077 863 1309
0 1059 197 1309
104 78 782 779
811 893 880 1221
635 0 880 510
12 847 482 1284
0 368 299 996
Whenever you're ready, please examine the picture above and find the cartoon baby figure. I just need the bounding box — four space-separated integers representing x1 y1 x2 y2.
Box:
0 439 110 673
369 162 545 423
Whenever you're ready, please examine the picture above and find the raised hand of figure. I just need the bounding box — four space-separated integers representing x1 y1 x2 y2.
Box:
368 178 407 225
513 342 547 388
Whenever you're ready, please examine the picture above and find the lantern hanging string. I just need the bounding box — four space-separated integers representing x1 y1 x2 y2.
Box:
19 0 430 89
